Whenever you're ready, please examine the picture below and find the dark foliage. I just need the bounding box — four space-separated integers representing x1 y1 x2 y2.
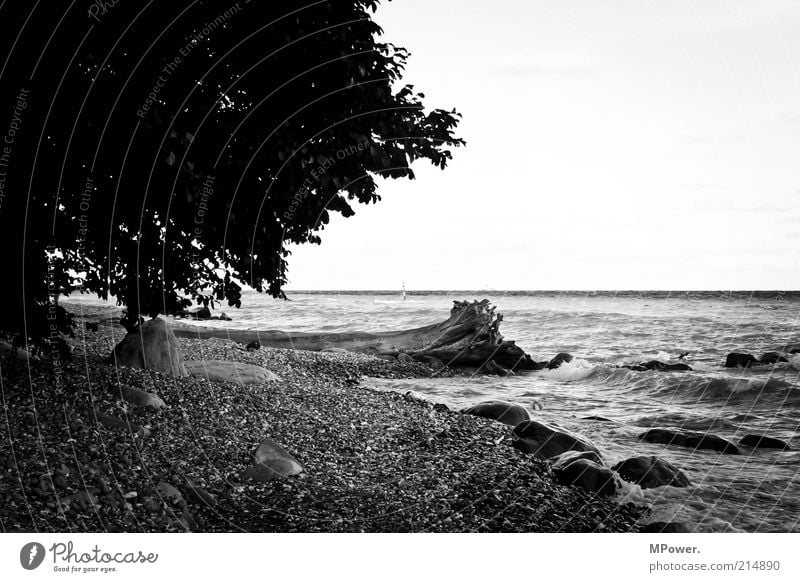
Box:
0 0 463 341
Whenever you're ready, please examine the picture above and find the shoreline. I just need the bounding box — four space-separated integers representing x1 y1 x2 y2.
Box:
0 316 645 533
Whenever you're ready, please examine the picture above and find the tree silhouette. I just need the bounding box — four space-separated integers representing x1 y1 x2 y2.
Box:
0 0 463 343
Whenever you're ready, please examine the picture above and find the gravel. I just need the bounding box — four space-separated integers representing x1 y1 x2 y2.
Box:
0 318 646 532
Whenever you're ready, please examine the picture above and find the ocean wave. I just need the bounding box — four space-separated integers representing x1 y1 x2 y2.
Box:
538 358 599 382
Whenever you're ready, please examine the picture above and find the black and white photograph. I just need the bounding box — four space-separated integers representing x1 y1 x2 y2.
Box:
0 0 798 579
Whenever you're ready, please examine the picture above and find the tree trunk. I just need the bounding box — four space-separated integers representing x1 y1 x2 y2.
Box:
173 299 538 372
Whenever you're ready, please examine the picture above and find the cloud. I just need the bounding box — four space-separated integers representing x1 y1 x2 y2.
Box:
491 49 595 77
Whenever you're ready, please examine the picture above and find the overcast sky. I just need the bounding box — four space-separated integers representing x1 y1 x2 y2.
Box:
284 0 800 291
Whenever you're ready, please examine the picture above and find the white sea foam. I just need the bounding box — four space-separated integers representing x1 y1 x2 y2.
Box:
541 358 597 382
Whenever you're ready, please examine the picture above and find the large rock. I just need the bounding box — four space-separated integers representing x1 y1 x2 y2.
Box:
242 438 303 482
550 449 604 468
184 360 281 385
612 455 690 489
464 400 530 427
759 352 788 365
739 434 790 450
640 360 692 372
547 352 573 370
639 428 739 454
110 317 187 377
553 459 616 496
725 353 760 368
512 420 600 459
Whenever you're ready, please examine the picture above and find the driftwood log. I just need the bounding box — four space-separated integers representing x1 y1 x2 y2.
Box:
173 299 538 373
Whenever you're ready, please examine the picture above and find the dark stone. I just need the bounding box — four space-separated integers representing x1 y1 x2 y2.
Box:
547 352 573 370
739 434 790 450
639 428 739 454
397 352 415 364
641 360 692 372
641 522 691 533
512 420 600 459
759 352 788 364
190 306 212 320
612 455 690 489
245 340 261 351
553 459 616 496
550 449 604 468
242 438 303 482
622 365 647 372
217 312 232 321
583 416 614 422
464 400 530 427
110 317 187 377
725 353 760 368
85 322 99 332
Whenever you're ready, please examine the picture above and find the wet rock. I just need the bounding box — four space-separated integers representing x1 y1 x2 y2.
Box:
464 400 530 427
638 428 739 454
184 360 281 385
512 420 600 459
553 459 616 496
583 415 613 422
547 352 573 370
725 353 760 368
245 340 261 351
759 352 788 365
641 521 691 533
242 438 303 482
85 322 99 332
550 449 604 468
110 317 187 377
739 434 790 450
640 360 692 372
612 455 690 489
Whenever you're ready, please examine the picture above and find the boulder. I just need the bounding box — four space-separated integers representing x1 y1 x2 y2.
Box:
397 352 415 364
641 522 691 533
242 438 303 482
641 360 692 372
725 353 760 368
512 420 600 459
217 312 232 321
739 434 790 450
759 352 788 365
114 385 166 410
191 306 212 320
547 352 573 370
638 428 739 454
110 317 187 377
550 449 604 468
612 455 690 489
553 459 616 496
464 400 530 427
184 360 281 385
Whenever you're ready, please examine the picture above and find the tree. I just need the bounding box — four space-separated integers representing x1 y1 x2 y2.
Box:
0 0 463 342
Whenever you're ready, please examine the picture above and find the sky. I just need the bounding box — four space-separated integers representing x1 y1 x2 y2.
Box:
284 0 800 291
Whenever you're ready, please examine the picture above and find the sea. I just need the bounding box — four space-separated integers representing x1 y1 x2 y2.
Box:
70 289 800 532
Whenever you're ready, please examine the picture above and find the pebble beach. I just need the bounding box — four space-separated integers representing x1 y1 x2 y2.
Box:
0 312 645 533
